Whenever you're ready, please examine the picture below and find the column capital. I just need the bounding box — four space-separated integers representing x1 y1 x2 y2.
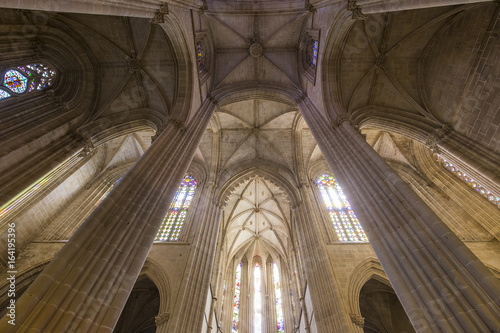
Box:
151 3 169 24
348 0 367 20
155 312 171 326
331 114 353 128
167 117 186 132
349 313 365 328
425 124 453 153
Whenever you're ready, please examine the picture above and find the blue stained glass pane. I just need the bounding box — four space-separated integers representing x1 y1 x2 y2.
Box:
0 89 10 100
4 69 28 93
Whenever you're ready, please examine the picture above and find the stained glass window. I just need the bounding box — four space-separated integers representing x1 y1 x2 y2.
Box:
316 174 368 242
0 89 10 100
196 41 205 70
0 63 56 101
155 174 197 241
312 40 319 66
232 263 242 333
4 69 28 93
254 263 262 333
439 157 499 209
273 263 285 333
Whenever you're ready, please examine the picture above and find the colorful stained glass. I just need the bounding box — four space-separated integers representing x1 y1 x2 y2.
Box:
273 263 285 333
1 63 56 100
317 174 368 242
0 89 10 100
196 41 204 70
439 157 499 209
3 69 28 93
312 40 319 66
254 263 262 333
155 174 197 241
232 263 242 332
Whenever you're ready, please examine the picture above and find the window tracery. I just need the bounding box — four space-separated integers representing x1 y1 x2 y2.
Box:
0 63 56 100
316 174 368 242
155 174 197 241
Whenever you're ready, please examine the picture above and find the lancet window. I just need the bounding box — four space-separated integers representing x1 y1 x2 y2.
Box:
0 63 56 100
273 263 285 333
253 262 262 333
316 174 368 242
155 174 197 241
232 263 242 333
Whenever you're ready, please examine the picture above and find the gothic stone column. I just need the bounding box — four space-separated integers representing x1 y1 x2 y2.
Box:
166 184 223 332
294 185 355 332
0 99 216 332
298 96 500 332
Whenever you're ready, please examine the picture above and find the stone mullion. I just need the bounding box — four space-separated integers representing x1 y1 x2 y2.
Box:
241 260 250 333
298 97 500 332
266 260 276 333
0 99 216 333
280 263 294 333
222 262 235 333
294 189 354 332
168 189 223 332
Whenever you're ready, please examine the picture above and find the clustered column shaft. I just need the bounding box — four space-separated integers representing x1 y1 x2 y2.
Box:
298 96 500 332
0 99 217 333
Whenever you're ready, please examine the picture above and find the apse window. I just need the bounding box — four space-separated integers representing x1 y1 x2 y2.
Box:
232 263 242 333
196 41 205 71
253 262 262 333
0 63 56 100
155 174 197 241
316 174 368 242
311 40 319 66
273 263 285 333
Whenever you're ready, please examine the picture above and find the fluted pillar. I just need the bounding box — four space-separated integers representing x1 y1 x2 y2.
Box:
166 184 223 332
298 96 500 332
294 186 354 332
0 99 216 332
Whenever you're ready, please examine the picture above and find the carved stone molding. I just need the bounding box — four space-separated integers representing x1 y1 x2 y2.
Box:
348 0 367 20
155 312 170 326
128 58 141 73
349 313 365 328
425 125 453 153
167 118 186 132
151 3 169 24
249 43 263 57
331 114 352 128
375 54 387 67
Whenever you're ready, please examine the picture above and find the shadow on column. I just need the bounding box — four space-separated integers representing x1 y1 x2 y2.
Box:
114 277 160 333
360 279 415 333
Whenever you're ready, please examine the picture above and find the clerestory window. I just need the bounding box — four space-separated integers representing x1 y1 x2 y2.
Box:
316 174 368 242
155 174 197 241
0 63 56 100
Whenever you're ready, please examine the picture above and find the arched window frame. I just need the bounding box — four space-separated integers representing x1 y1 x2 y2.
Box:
299 29 320 85
155 174 200 242
312 173 368 243
194 32 212 84
0 63 57 101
